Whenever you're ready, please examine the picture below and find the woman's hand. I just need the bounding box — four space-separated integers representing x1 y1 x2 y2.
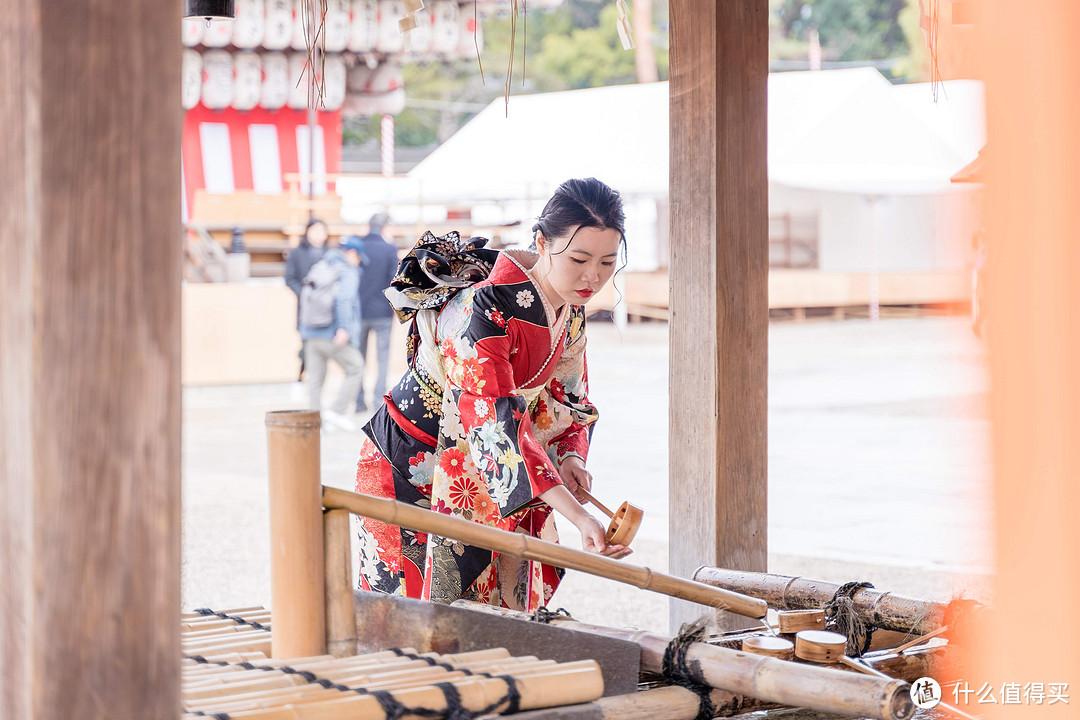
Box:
558 456 592 503
538 485 633 560
576 514 633 559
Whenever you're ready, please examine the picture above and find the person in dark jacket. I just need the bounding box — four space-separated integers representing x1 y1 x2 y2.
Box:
285 218 329 381
354 213 398 412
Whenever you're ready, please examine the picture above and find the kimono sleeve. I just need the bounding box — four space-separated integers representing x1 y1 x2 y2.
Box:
538 306 599 468
445 286 563 518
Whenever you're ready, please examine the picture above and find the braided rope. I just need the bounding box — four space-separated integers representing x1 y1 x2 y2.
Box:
661 617 715 720
191 608 271 632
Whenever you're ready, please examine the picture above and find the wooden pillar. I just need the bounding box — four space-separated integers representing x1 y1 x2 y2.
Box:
668 0 769 631
0 0 181 717
964 3 1080 716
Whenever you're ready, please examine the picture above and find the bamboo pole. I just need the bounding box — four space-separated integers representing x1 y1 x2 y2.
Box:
886 625 950 655
637 633 913 720
183 611 272 623
323 508 358 658
322 486 768 618
182 616 273 633
592 686 779 719
185 653 539 703
183 628 268 643
182 614 273 628
838 657 978 720
692 566 979 636
184 643 272 660
194 659 560 713
451 601 914 720
182 652 269 668
183 651 414 684
186 660 604 720
183 653 510 698
182 649 508 681
267 410 326 658
183 606 267 618
183 628 271 644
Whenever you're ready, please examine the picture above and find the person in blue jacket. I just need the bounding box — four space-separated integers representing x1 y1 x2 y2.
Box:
300 236 366 432
285 218 329 381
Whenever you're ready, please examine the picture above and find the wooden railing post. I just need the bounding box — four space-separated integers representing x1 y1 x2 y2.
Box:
266 410 326 658
324 508 358 657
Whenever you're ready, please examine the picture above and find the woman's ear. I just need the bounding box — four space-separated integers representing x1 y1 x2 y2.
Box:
534 232 546 254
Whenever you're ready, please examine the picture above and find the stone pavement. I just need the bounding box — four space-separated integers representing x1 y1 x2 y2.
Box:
182 316 993 639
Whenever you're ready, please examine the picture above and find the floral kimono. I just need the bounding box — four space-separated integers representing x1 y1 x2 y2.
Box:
355 232 598 611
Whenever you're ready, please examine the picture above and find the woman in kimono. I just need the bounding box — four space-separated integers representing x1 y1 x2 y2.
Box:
355 178 631 612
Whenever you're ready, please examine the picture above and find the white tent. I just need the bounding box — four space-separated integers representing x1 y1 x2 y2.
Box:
407 82 671 202
768 69 977 192
339 70 985 273
892 79 986 162
401 69 983 199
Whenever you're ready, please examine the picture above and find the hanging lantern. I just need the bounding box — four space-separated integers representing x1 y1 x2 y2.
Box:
349 0 379 52
264 0 293 49
184 0 236 21
260 52 290 110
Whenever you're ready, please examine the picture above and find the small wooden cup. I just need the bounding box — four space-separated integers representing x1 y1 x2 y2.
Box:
794 630 847 663
778 609 825 634
605 501 644 546
742 635 795 660
579 490 643 548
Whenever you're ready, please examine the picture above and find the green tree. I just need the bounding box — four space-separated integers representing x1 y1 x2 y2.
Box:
771 0 912 67
533 3 668 89
346 0 670 148
894 0 929 82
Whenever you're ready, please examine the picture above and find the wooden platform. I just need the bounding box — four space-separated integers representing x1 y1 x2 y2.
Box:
587 269 969 320
181 270 969 386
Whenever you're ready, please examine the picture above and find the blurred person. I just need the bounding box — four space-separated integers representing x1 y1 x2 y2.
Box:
285 218 330 392
354 178 632 613
354 212 398 413
299 236 366 432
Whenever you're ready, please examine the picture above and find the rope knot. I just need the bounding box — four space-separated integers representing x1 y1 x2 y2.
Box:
661 616 715 720
824 580 875 656
531 606 573 624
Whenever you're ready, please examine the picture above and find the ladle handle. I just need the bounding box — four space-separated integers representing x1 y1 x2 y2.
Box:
578 489 615 519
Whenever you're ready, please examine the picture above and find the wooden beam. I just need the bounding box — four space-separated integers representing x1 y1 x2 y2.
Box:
0 1 181 717
668 0 769 631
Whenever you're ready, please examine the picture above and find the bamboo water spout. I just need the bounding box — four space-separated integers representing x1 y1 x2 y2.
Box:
322 486 768 618
693 566 983 636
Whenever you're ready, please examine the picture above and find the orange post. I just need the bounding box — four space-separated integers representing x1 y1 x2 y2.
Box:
963 2 1080 717
266 410 326 658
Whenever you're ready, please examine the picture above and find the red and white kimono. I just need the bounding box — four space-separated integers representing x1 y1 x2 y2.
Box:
356 243 597 611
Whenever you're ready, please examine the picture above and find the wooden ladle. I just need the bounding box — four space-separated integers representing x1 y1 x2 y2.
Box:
578 489 644 547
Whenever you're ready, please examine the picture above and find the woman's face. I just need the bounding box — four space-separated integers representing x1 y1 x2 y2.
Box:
307 222 328 247
537 225 621 306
